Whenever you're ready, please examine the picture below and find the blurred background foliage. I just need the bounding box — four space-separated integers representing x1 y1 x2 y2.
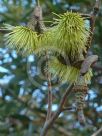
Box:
0 0 102 136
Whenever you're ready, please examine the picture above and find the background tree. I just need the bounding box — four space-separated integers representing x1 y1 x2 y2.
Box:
0 0 102 136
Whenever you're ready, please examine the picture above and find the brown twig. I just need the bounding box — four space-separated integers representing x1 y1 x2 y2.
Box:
35 0 53 123
91 126 102 136
81 14 91 19
61 106 76 112
45 51 53 121
80 0 100 74
40 84 74 136
80 55 98 75
87 0 100 50
79 0 100 77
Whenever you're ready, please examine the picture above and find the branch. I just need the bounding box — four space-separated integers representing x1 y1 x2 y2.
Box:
86 0 100 51
34 2 53 122
91 126 102 136
40 84 74 136
61 106 76 112
45 51 53 121
90 0 100 32
92 0 100 16
80 55 98 75
81 14 91 19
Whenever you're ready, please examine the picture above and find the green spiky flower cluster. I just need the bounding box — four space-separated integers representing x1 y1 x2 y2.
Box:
51 12 89 56
37 27 56 53
49 58 92 84
4 24 38 55
39 12 89 56
3 12 92 84
40 12 91 83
